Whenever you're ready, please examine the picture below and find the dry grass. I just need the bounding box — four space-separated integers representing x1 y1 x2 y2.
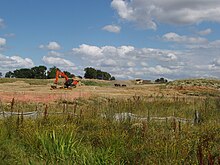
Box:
0 78 220 103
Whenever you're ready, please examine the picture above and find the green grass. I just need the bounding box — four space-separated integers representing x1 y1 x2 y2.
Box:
81 80 111 87
0 78 111 87
0 96 220 164
0 78 53 85
167 78 220 89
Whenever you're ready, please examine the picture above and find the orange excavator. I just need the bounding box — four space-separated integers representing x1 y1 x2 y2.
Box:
51 69 80 89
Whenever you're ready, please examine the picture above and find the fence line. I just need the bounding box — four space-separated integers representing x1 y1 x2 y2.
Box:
0 111 78 119
0 105 200 125
101 112 195 124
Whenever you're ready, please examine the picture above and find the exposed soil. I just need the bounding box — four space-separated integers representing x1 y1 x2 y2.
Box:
0 81 90 103
0 80 219 103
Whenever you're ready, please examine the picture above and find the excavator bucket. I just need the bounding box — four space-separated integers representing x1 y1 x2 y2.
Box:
50 84 58 89
50 84 73 90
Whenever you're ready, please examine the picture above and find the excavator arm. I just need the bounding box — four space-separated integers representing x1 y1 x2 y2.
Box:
51 69 79 89
54 69 69 84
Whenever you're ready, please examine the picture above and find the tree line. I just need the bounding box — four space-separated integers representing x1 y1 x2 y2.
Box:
84 67 115 80
3 66 115 80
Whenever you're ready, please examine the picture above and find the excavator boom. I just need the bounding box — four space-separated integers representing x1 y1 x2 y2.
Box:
54 70 69 84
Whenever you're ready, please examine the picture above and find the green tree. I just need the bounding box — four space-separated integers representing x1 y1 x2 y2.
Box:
84 67 97 79
63 71 75 78
13 68 33 78
5 71 14 78
110 76 116 80
96 70 103 79
47 66 59 79
31 65 47 79
155 77 168 83
84 67 113 80
0 72 2 78
102 71 111 80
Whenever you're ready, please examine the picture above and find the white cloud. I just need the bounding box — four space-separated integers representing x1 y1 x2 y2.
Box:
117 46 135 57
162 32 207 44
72 44 135 58
72 44 186 79
143 65 175 75
48 51 62 57
102 25 121 33
212 58 220 66
209 40 220 48
39 41 61 50
0 37 6 46
140 47 180 62
101 59 117 67
127 61 136 67
71 43 220 80
111 0 220 29
167 53 177 61
187 39 220 49
197 28 212 35
72 44 103 57
0 54 34 73
140 62 148 67
111 0 134 20
0 18 5 28
10 56 34 67
42 56 75 67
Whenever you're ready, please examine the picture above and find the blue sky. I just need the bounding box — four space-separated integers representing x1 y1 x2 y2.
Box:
0 0 220 80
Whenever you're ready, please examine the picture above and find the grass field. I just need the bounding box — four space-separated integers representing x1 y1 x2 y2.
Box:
0 78 220 164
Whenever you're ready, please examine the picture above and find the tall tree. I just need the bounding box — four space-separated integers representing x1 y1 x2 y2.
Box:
84 67 113 80
155 77 168 83
84 67 97 79
96 70 103 79
13 68 33 78
102 71 111 80
110 76 116 80
0 72 2 78
31 65 47 79
47 66 59 79
63 71 75 78
5 71 14 78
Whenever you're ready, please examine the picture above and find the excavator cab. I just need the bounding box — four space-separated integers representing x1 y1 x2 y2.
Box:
64 79 78 88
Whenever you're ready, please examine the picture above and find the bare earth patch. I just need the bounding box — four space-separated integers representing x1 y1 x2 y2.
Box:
1 79 219 103
0 81 90 103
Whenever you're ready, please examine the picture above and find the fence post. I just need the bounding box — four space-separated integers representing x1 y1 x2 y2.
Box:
178 121 181 132
172 118 176 132
73 102 77 116
147 108 150 122
44 105 48 120
11 97 15 113
20 111 24 125
16 109 20 129
63 103 67 113
36 105 39 118
194 110 200 124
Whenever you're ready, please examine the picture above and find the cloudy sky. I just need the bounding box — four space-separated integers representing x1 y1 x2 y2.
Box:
0 0 220 80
